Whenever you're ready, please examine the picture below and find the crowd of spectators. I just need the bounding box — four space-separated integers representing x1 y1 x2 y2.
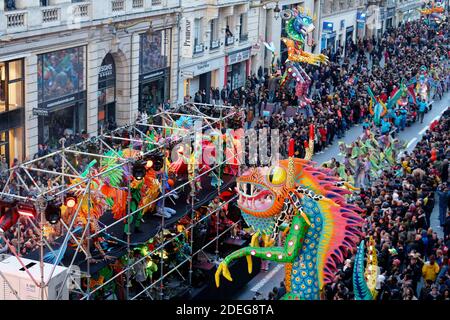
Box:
186 20 450 160
322 108 450 300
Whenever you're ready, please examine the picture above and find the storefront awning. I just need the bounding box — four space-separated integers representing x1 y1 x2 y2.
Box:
36 91 87 115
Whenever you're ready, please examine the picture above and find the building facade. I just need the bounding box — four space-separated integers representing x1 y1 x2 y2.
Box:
319 0 366 54
178 0 262 102
0 0 180 162
395 0 422 25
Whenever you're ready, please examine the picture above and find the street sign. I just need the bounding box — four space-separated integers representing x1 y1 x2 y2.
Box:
32 108 49 117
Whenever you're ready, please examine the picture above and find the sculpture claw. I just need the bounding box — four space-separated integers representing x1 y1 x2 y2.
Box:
251 231 260 247
262 234 275 247
215 261 233 288
246 255 253 274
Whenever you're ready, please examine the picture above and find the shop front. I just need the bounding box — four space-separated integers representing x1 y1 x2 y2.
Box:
345 26 354 53
321 21 335 53
36 46 87 147
139 29 171 115
400 3 422 23
98 53 116 131
386 7 396 29
356 11 366 40
225 47 251 91
0 58 25 165
181 56 225 103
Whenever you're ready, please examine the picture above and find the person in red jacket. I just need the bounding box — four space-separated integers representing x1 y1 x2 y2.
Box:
430 147 437 162
319 124 327 151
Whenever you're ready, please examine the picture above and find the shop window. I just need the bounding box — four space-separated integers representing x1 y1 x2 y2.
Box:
140 77 168 115
7 60 22 81
98 53 116 131
0 127 23 167
0 59 24 113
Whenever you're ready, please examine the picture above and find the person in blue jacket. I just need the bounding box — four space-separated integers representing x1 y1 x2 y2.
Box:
418 97 428 124
381 117 391 135
399 107 408 131
437 184 450 227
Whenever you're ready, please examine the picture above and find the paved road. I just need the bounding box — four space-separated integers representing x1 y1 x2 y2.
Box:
234 89 450 300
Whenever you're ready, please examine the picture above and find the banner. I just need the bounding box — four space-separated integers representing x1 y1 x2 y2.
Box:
181 17 194 58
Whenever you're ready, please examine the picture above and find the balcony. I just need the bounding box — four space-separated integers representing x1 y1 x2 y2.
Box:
42 7 60 24
225 35 235 46
133 0 144 8
194 43 205 54
0 0 181 36
111 0 125 12
210 39 220 50
72 2 90 17
5 11 27 29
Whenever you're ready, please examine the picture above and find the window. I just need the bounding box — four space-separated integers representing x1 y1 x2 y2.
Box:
239 13 248 40
210 19 219 41
210 18 219 49
194 18 203 46
0 127 24 167
0 59 24 113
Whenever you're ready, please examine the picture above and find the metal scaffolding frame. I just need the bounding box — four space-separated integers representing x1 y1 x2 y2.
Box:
0 103 243 300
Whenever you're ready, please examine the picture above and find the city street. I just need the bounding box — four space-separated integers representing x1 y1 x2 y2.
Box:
1 0 449 303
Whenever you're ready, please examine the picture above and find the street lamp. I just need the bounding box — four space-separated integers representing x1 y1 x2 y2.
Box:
274 2 281 20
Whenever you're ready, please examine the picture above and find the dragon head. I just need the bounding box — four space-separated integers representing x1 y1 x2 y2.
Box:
295 11 315 35
282 8 316 44
236 164 290 218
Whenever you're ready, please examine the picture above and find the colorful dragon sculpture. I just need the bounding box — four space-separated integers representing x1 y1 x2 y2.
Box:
279 7 328 108
353 237 378 300
215 156 364 300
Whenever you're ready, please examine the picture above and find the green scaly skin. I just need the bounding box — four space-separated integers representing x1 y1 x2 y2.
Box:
218 213 309 300
224 214 309 264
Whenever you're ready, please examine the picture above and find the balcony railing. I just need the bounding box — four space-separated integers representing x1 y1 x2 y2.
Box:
239 33 248 42
225 35 235 46
133 0 144 8
6 11 26 29
112 0 125 12
194 43 205 54
72 3 89 17
210 39 220 50
42 7 60 23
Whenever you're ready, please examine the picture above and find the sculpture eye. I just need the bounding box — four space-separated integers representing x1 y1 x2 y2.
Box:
268 166 287 185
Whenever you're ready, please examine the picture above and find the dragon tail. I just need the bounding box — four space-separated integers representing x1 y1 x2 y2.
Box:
353 240 373 300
